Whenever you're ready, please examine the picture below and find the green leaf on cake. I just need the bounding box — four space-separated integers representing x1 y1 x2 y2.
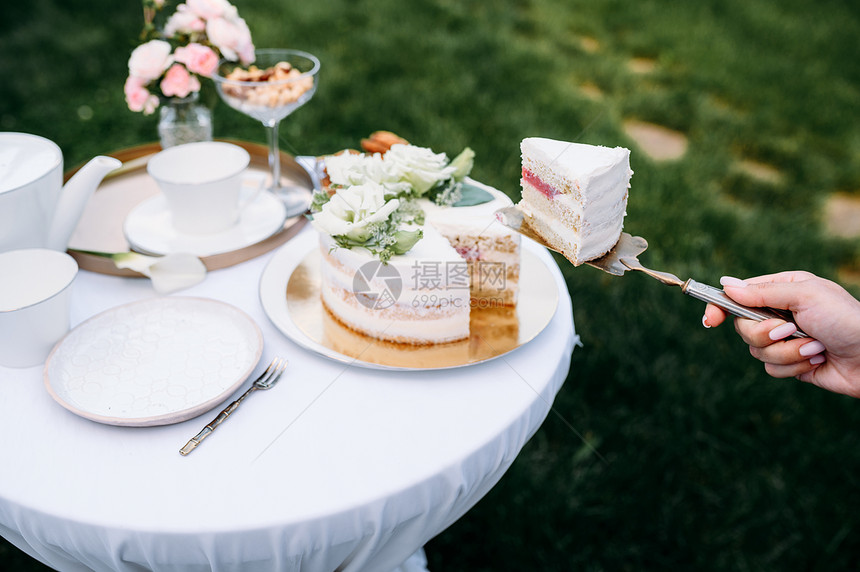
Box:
426 179 494 207
451 181 494 206
449 147 475 180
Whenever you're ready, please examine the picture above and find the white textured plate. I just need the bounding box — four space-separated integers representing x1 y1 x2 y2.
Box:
124 187 287 257
259 231 559 371
44 297 263 426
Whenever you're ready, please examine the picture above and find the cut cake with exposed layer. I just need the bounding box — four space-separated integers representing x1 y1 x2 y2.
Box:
319 228 471 345
420 182 521 308
317 183 521 345
315 135 523 345
518 137 632 265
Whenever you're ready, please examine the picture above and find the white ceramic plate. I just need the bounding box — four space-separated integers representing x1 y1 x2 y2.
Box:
124 187 287 257
259 231 559 371
44 297 263 427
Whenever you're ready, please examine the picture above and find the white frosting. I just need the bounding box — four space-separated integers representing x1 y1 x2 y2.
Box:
321 286 469 343
319 230 471 343
521 138 630 187
420 179 516 238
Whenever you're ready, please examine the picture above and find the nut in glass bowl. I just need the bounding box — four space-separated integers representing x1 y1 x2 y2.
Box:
212 49 320 126
223 62 315 109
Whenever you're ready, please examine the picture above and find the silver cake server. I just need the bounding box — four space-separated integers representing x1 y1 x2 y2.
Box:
495 205 808 338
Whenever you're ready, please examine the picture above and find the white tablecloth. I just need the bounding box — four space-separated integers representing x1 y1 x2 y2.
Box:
0 227 577 572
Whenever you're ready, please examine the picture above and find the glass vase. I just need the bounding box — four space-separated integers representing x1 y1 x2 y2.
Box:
157 94 212 148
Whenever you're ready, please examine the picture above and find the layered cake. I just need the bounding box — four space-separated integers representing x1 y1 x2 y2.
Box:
318 225 470 344
310 133 520 344
518 137 632 264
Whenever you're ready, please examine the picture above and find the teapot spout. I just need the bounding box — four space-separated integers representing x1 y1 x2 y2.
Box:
46 155 122 251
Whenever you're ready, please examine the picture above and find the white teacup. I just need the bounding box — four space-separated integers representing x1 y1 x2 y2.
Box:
0 249 78 368
147 142 256 235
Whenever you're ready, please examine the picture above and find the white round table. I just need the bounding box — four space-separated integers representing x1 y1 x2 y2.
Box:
0 227 577 572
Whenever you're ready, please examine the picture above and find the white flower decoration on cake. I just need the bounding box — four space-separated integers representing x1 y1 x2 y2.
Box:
310 182 401 243
325 152 408 196
324 144 458 198
383 144 457 196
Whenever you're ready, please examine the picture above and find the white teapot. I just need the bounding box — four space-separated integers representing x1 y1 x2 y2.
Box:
0 132 122 253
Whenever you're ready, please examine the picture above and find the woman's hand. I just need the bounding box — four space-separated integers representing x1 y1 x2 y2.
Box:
703 271 860 398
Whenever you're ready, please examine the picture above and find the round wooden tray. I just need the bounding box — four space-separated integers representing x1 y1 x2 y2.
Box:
65 140 311 276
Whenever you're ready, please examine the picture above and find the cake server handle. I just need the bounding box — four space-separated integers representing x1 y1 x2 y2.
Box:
618 257 809 339
682 279 809 338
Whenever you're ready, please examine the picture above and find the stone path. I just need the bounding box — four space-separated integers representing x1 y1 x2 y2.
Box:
823 193 860 286
736 159 783 185
824 193 860 239
622 119 688 161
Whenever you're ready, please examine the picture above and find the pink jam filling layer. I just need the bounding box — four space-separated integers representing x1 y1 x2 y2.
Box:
454 245 480 261
522 168 558 199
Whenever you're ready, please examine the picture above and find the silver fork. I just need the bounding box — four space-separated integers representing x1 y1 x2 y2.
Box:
179 357 288 456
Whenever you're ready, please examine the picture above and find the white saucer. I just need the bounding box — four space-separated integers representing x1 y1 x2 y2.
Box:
124 187 288 257
44 297 263 427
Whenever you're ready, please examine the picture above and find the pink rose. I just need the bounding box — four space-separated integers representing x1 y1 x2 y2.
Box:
124 76 151 112
124 76 160 115
128 40 173 82
186 0 236 21
164 7 205 37
159 64 201 98
206 16 254 64
174 43 219 77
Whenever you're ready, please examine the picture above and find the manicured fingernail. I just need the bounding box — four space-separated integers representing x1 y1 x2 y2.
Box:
702 315 711 329
799 340 826 357
769 322 798 341
720 276 747 288
809 354 826 366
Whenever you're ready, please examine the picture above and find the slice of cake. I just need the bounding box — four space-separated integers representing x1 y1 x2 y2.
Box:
518 137 632 264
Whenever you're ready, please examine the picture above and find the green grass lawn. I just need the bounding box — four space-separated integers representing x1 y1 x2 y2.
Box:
2 0 859 570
